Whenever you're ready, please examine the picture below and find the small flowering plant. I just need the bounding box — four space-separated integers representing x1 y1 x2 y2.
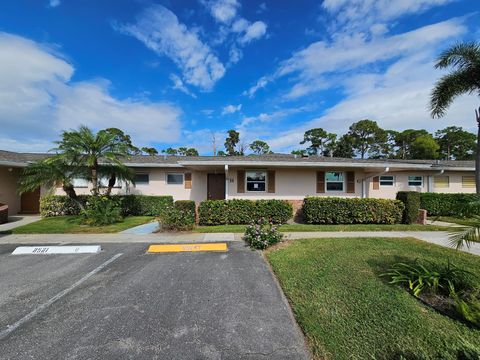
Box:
243 218 283 250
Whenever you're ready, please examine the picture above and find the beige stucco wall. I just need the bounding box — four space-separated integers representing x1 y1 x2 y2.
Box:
0 166 21 214
53 167 208 203
227 168 362 200
367 171 476 199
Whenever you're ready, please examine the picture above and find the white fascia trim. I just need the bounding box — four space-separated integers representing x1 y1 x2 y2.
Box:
0 161 27 167
179 160 439 170
125 163 185 168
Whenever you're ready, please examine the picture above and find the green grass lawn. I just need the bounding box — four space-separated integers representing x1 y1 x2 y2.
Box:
5 216 154 234
194 223 449 233
266 237 480 360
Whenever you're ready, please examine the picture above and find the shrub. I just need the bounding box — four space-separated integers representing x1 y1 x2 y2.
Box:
80 196 123 226
198 199 293 225
382 259 480 328
174 200 196 224
198 200 228 225
40 195 173 217
120 195 173 216
381 259 476 297
255 200 293 224
243 218 283 250
420 193 480 217
302 197 404 225
160 207 195 231
396 191 421 224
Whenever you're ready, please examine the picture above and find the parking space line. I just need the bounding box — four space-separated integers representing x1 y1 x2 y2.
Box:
0 253 123 340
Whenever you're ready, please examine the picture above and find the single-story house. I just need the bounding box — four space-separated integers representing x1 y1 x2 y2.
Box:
0 149 476 215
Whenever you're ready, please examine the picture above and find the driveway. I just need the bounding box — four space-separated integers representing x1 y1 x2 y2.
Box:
0 242 309 359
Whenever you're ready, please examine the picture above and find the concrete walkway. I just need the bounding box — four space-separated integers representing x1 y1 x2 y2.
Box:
0 216 41 232
1 230 478 256
0 232 235 244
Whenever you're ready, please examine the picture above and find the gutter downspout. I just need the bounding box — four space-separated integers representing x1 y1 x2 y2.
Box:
428 169 444 193
361 167 390 199
225 164 229 200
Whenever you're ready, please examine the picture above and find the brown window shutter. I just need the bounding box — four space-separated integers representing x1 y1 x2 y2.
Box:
316 171 325 193
184 173 192 189
267 170 275 193
373 176 379 190
237 170 245 193
346 171 355 193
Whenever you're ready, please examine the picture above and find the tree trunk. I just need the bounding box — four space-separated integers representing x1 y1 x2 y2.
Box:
476 108 480 194
91 161 99 196
62 184 77 200
106 174 116 196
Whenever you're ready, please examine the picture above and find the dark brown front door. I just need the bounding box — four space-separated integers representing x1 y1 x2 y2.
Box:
21 188 40 214
207 174 226 200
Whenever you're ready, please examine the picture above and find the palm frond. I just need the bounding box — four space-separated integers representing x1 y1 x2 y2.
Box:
435 42 480 70
430 68 479 118
448 215 480 249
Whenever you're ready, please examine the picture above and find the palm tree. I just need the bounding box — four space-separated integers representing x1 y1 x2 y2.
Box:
53 126 134 195
430 42 480 249
19 156 83 200
20 126 135 199
430 42 480 193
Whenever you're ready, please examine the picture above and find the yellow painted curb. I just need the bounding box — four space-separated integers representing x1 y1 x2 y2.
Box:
147 243 228 253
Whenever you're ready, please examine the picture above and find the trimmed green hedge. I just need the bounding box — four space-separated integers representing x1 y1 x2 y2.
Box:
420 193 480 216
174 200 196 224
396 191 421 224
302 197 404 224
198 199 293 225
40 195 173 217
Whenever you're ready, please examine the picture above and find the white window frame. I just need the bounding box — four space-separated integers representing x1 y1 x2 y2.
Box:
134 173 150 186
408 175 423 187
166 173 184 185
325 171 345 192
245 170 267 193
379 175 395 187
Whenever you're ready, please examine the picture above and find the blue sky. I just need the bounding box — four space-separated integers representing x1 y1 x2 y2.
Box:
0 0 478 154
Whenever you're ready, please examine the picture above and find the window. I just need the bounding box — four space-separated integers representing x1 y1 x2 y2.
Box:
434 176 449 188
408 176 423 187
99 177 122 188
167 173 183 185
379 175 394 186
72 178 88 188
246 171 266 192
325 172 344 192
462 176 475 188
135 173 149 185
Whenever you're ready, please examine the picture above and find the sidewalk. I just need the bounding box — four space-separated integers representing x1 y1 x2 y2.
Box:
2 230 478 256
0 232 235 244
0 215 41 232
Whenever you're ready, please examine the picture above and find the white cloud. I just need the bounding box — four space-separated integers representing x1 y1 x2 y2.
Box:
260 54 479 152
243 75 270 98
48 0 61 8
169 73 197 98
239 21 267 44
205 0 240 24
322 0 455 32
118 4 225 91
201 0 267 64
0 32 182 151
222 104 242 115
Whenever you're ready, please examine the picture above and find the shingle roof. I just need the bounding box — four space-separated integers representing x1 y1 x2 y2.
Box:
0 150 475 170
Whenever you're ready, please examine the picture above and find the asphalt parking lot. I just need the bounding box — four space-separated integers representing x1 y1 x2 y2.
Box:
0 242 308 359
